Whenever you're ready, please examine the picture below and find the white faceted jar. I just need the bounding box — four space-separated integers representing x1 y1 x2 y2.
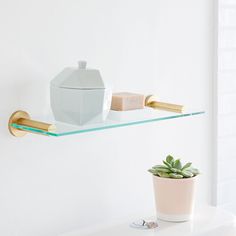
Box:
50 61 112 125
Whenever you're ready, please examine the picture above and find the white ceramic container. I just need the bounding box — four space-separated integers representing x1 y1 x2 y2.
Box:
50 61 112 125
152 175 196 222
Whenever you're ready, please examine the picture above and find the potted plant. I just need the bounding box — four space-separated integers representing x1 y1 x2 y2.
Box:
148 155 200 222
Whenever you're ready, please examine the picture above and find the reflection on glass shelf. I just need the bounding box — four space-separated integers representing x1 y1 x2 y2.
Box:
11 110 205 137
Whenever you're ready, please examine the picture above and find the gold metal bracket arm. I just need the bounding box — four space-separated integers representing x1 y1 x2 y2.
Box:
8 110 56 137
145 95 184 113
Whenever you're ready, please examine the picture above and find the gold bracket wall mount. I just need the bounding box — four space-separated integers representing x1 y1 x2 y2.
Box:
8 110 56 137
145 95 184 113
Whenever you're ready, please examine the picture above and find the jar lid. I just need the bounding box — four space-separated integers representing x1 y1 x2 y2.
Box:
51 61 105 89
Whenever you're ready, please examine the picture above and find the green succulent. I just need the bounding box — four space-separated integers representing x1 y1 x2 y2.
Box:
148 155 200 179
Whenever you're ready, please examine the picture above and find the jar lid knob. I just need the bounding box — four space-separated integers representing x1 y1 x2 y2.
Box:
78 61 87 69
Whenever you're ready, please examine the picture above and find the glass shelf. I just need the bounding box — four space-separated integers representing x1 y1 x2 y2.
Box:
11 109 204 137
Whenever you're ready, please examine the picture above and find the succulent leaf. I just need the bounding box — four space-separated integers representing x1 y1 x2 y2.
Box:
182 162 192 170
189 168 200 176
153 167 170 173
173 159 182 169
163 160 172 168
169 173 183 178
181 170 194 178
166 155 174 165
157 172 170 178
153 165 166 169
148 169 156 174
170 167 180 173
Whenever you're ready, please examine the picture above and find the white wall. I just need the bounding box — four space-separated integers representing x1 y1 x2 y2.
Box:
0 0 213 235
217 0 236 213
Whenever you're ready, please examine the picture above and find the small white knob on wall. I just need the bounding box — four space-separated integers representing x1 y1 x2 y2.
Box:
78 61 87 69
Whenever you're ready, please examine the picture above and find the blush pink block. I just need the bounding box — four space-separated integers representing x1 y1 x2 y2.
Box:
111 92 145 111
152 175 197 222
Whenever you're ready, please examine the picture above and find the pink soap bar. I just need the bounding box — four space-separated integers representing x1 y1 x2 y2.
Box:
111 92 145 111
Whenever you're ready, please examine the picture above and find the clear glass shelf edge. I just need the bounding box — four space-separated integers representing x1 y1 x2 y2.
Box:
11 110 205 137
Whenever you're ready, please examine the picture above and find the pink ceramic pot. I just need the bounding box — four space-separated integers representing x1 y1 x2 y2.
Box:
152 175 197 222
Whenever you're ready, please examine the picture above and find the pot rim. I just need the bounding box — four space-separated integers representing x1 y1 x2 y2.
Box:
152 174 198 181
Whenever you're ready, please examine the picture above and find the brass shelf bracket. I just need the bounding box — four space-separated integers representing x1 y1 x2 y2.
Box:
145 95 184 114
8 110 56 137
